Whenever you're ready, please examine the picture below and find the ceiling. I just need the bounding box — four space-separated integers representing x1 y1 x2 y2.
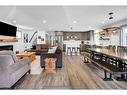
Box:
0 6 127 31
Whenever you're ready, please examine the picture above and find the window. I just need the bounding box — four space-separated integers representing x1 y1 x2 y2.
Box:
126 36 127 45
94 33 100 45
121 27 127 46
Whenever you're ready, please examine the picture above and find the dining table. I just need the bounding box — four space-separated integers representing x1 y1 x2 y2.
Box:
87 47 127 81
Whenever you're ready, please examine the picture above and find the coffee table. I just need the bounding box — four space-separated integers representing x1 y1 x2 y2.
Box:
16 52 36 62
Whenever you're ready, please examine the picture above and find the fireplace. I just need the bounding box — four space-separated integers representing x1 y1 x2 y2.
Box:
0 45 13 51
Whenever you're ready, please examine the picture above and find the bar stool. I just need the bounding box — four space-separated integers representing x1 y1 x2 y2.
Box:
72 47 76 55
76 47 80 55
67 47 72 55
63 44 66 54
75 47 77 55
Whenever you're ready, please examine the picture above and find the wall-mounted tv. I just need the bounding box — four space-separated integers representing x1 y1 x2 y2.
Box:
0 21 17 37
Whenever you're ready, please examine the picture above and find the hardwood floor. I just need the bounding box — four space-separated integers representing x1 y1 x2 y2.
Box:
14 54 127 89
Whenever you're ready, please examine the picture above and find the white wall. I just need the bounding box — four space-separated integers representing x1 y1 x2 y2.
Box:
94 30 120 46
94 29 101 45
121 27 127 46
100 32 120 46
100 40 110 46
90 31 95 45
110 32 120 45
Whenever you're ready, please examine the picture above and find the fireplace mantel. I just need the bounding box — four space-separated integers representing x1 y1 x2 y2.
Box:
0 38 17 42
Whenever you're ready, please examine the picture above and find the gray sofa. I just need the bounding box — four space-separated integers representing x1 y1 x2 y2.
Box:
0 51 30 89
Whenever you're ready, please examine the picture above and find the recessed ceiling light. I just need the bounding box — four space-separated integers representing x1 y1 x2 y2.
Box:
112 30 116 33
109 12 113 15
49 27 52 30
42 20 47 24
88 26 92 29
102 21 105 24
73 21 77 24
12 20 16 24
108 12 114 19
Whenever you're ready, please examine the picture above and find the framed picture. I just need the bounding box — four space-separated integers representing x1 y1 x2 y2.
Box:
23 33 28 43
38 36 41 39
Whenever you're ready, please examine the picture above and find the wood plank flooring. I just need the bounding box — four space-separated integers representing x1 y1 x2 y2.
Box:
14 54 127 89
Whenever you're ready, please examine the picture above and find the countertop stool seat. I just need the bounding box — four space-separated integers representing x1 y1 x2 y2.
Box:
72 47 76 55
76 47 80 55
67 47 72 55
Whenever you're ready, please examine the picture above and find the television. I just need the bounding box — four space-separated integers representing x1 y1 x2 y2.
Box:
0 21 17 37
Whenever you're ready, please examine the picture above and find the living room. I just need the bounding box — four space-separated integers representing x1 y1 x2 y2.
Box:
1 2 127 95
